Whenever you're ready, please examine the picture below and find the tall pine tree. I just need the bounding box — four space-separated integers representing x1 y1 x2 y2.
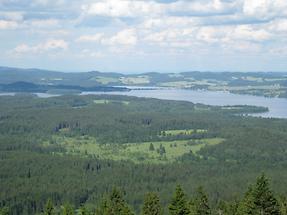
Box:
142 192 163 215
190 187 211 215
237 174 280 215
253 174 280 214
279 196 287 215
78 206 89 215
217 200 238 215
44 199 54 215
96 196 110 215
0 207 9 215
237 186 258 215
169 185 190 215
61 203 74 215
96 188 134 215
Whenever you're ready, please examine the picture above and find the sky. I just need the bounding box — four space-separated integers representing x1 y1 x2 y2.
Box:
0 0 287 73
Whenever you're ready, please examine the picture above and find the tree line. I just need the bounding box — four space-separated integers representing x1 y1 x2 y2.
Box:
1 174 284 215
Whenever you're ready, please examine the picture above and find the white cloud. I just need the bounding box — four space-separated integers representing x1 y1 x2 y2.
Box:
76 33 104 42
142 16 199 29
145 29 188 43
0 11 23 21
27 19 60 28
1 0 287 68
270 46 287 55
0 17 63 31
30 0 73 8
31 0 55 7
106 28 138 45
81 0 164 18
145 26 225 47
196 27 223 43
168 0 237 15
144 23 272 53
42 39 68 50
267 19 287 33
76 29 138 46
12 39 68 55
232 25 272 42
243 0 287 20
223 40 262 53
79 49 105 58
0 20 18 29
144 28 197 50
13 44 33 53
81 0 237 19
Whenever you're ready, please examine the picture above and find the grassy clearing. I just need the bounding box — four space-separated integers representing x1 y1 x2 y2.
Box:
159 129 207 136
159 80 220 88
90 76 118 84
48 136 223 164
210 85 282 91
120 76 150 85
93 99 130 105
93 99 110 104
190 80 218 86
159 81 194 88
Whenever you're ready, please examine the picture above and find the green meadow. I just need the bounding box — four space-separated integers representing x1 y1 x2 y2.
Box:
159 129 207 136
119 76 150 85
91 76 118 84
48 135 224 164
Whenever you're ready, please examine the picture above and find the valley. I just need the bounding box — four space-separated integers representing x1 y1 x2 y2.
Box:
1 93 287 214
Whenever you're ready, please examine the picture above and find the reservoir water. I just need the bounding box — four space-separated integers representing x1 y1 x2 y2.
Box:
81 88 287 119
1 88 287 118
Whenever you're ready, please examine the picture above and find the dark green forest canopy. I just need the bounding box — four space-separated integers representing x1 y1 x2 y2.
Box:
0 94 287 214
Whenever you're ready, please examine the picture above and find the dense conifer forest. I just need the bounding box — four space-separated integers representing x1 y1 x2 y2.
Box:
2 0 287 212
0 94 287 214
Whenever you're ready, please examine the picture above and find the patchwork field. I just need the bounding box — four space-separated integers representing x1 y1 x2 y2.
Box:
119 76 150 85
47 135 224 164
159 129 207 136
159 81 194 88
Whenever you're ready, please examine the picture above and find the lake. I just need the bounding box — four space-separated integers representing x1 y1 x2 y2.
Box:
1 88 287 118
81 88 287 119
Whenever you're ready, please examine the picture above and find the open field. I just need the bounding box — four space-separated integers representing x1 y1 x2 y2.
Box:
48 135 224 164
93 76 118 84
120 76 150 85
159 81 194 88
159 129 207 136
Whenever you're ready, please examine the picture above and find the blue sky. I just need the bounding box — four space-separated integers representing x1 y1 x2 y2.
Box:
0 0 287 73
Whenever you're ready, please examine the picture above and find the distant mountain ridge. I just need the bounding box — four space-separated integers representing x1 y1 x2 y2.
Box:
0 67 113 87
1 66 287 98
0 81 129 93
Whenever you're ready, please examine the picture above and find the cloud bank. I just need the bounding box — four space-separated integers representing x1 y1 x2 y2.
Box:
0 0 287 72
